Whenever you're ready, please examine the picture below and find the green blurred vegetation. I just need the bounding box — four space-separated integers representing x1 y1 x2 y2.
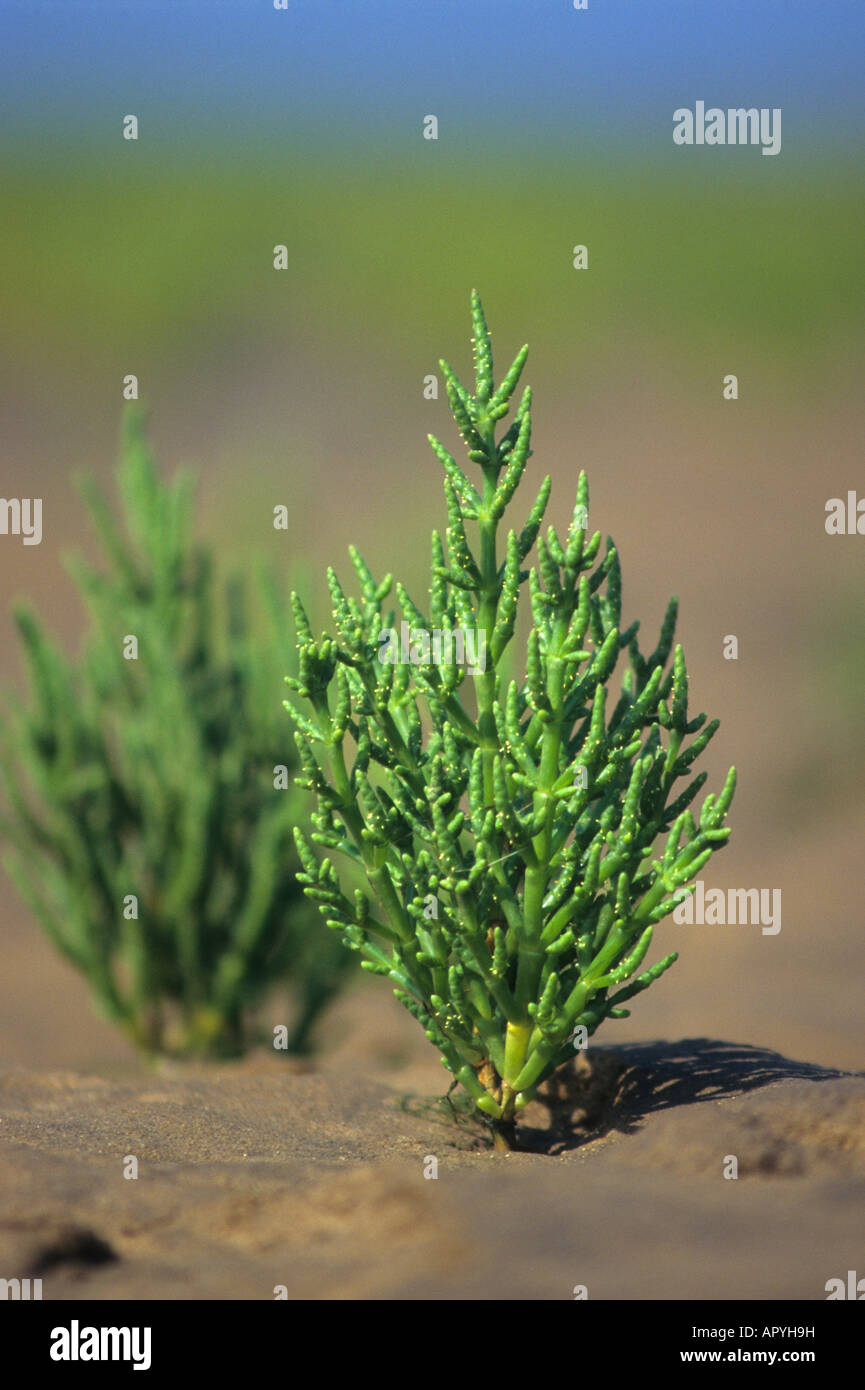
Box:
0 407 353 1058
2 150 861 380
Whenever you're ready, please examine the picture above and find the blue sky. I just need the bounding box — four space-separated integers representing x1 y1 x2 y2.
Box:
2 0 863 159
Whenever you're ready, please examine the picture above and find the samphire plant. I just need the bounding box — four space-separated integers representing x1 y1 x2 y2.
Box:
0 408 351 1058
288 293 736 1145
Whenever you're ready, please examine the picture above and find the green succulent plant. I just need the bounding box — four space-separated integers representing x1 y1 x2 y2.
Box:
0 408 351 1058
288 293 735 1145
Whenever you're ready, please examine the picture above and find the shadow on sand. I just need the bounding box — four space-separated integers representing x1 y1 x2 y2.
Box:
515 1037 860 1155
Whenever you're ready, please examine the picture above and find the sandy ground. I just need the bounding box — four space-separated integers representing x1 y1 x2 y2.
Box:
1 1030 863 1301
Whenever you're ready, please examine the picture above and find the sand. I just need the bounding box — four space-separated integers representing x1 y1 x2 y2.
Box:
2 1036 863 1301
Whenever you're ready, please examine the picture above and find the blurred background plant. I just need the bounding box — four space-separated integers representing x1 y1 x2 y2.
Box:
0 407 352 1059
